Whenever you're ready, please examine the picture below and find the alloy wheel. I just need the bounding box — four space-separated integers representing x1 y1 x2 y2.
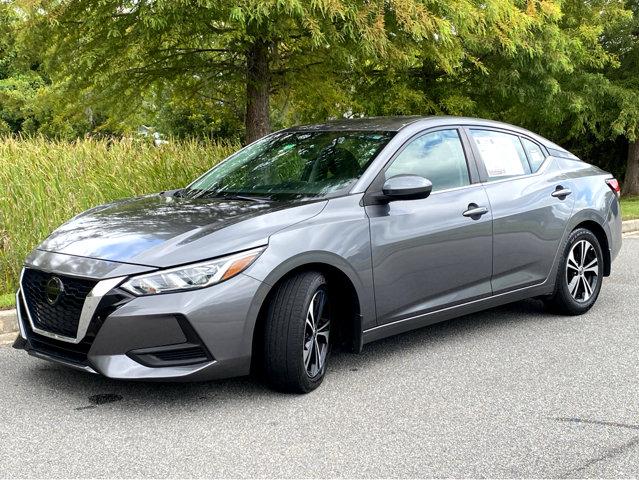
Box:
303 289 330 378
565 239 599 302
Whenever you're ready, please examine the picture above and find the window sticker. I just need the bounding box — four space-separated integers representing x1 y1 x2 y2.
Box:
474 136 525 177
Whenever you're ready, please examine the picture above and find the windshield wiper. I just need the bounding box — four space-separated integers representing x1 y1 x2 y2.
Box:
210 193 271 203
181 188 271 203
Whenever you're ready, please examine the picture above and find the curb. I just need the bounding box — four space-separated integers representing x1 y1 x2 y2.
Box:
0 309 17 337
622 219 639 234
1 218 639 341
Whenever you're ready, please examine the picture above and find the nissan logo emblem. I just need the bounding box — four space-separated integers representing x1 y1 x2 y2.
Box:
45 277 65 306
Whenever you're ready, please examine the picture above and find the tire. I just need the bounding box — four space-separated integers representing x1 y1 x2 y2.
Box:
544 228 604 315
262 271 332 393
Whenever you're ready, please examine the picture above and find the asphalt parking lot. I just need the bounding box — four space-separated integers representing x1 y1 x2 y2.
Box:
1 237 638 478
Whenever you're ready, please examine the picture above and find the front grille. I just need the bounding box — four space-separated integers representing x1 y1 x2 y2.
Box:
21 268 97 337
17 294 92 365
18 285 133 367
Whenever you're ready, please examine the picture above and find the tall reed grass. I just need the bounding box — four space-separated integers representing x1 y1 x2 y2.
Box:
0 137 239 294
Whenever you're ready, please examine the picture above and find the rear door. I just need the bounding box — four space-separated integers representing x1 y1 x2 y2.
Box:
465 127 575 294
366 127 493 326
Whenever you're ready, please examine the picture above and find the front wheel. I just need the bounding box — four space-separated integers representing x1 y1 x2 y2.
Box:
262 271 331 393
545 228 604 315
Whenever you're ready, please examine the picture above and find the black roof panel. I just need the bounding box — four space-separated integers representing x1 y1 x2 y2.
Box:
289 116 423 132
285 115 576 158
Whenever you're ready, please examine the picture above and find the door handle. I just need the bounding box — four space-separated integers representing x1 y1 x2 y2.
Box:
551 186 572 198
462 204 489 218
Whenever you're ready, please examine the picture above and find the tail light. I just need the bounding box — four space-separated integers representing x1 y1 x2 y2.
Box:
606 178 621 197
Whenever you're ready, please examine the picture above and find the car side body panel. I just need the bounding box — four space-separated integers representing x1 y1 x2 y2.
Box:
479 157 575 294
558 157 622 270
366 185 493 324
246 194 377 331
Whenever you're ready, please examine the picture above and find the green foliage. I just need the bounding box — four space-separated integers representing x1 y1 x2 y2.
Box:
26 0 565 140
0 137 238 294
0 10 638 167
5 0 637 160
0 1 117 138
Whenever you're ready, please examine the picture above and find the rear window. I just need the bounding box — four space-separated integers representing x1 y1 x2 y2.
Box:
521 137 546 172
548 147 580 161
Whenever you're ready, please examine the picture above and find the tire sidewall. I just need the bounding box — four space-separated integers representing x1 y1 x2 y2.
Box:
557 229 604 313
293 275 331 393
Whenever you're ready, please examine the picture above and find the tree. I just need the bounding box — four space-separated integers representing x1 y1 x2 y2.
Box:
342 0 637 191
0 2 118 138
0 2 42 136
30 0 585 144
522 0 639 195
603 0 639 195
27 0 457 143
452 0 638 194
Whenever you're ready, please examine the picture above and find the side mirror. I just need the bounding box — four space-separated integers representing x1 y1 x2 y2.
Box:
381 175 433 202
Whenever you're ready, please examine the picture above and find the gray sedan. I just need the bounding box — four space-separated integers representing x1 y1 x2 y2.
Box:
14 116 622 393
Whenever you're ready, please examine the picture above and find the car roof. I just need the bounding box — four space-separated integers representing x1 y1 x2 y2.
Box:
289 116 423 132
287 115 576 159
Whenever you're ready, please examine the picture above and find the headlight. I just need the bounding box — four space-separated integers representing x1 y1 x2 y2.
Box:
121 247 265 296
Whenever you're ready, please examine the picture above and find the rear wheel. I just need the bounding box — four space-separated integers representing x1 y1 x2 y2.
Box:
545 228 603 315
262 271 331 393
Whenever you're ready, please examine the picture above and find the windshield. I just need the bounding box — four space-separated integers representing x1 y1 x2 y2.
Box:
183 130 394 200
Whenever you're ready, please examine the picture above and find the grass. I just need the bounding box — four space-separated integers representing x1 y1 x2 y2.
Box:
0 293 14 310
620 196 639 220
0 136 239 295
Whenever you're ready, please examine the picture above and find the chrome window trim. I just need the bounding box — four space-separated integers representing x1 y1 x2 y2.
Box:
425 182 486 197
18 268 126 344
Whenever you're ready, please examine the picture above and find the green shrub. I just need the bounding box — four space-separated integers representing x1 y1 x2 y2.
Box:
0 137 238 294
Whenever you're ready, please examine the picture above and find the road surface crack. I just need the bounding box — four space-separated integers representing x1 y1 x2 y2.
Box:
550 417 639 477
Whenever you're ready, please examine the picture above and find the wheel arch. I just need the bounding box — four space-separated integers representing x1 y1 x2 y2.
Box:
565 203 612 277
250 257 365 372
572 219 611 277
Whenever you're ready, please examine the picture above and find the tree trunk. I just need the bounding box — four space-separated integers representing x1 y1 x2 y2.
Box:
244 38 270 144
624 139 639 196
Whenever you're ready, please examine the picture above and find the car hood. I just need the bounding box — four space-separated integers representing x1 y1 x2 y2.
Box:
37 194 327 267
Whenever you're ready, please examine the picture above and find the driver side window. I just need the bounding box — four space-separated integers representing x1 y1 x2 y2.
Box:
385 129 470 192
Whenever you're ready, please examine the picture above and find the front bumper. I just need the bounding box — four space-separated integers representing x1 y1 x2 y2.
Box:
15 266 266 382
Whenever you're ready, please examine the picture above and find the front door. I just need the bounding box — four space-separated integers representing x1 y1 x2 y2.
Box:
366 128 493 326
